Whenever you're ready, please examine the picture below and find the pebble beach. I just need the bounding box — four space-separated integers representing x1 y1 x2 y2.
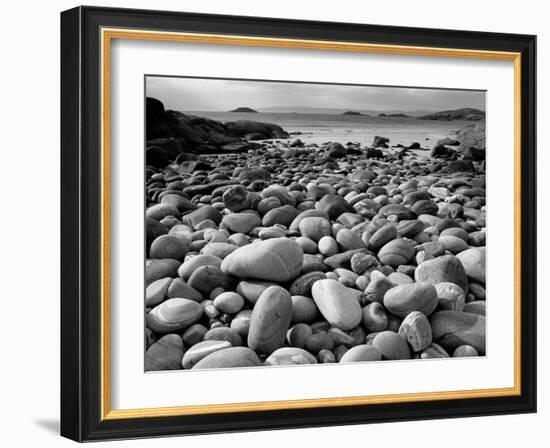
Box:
144 99 487 371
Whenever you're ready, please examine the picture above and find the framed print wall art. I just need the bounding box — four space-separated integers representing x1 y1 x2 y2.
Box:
60 6 537 442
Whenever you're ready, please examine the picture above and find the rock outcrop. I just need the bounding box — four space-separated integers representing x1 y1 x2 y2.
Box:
146 97 289 167
418 108 485 121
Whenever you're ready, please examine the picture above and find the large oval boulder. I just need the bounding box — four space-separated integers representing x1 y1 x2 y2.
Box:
221 238 303 282
247 286 293 354
311 279 362 330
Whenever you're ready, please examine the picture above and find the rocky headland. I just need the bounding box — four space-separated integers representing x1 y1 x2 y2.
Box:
418 107 485 121
144 97 487 371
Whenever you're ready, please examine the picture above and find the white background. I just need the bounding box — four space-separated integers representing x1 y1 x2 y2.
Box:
111 39 515 409
0 0 547 446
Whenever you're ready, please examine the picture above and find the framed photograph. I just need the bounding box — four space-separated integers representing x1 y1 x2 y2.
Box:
60 6 537 442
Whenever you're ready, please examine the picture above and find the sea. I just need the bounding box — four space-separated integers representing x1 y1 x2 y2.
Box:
184 111 471 153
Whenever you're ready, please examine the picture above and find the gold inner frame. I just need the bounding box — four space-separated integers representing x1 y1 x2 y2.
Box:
100 28 522 420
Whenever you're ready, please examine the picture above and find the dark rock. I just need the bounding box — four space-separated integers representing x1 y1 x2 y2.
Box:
146 146 169 168
372 136 390 148
316 194 355 220
437 138 460 146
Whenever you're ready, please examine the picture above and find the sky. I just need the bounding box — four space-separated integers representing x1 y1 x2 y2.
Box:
146 76 485 114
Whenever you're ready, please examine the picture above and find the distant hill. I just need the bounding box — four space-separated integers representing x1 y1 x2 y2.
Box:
342 111 362 116
418 108 485 121
229 107 258 113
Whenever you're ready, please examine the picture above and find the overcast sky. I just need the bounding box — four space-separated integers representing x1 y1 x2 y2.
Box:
146 76 485 113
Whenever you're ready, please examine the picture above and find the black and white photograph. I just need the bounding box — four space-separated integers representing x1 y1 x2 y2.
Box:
144 76 487 371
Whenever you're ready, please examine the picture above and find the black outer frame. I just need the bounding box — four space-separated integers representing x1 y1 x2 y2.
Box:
60 6 537 442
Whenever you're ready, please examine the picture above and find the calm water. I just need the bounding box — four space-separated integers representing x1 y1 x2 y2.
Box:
184 111 470 149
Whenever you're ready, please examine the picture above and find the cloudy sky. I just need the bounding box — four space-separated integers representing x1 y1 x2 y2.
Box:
146 76 485 114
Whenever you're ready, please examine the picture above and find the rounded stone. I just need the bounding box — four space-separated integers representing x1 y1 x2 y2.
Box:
221 238 304 282
311 279 362 330
383 282 439 318
147 298 203 334
339 344 382 363
372 331 411 360
247 286 293 354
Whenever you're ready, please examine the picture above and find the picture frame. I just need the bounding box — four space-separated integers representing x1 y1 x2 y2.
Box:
60 5 537 442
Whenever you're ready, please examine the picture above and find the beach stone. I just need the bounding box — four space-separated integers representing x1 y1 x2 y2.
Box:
145 277 171 307
221 238 303 282
327 328 355 346
145 334 184 371
287 323 313 349
192 346 261 370
146 203 180 221
378 239 415 267
236 280 277 304
398 311 432 352
261 184 295 206
453 345 479 357
456 248 486 284
289 210 331 231
324 249 370 270
182 323 208 346
415 255 469 294
230 309 253 337
257 197 282 215
350 253 378 274
222 185 250 212
305 332 334 353
439 235 469 254
387 272 413 285
311 279 362 330
316 194 354 220
166 278 203 302
213 292 245 314
410 200 439 216
264 347 317 366
430 310 486 354
262 205 299 227
363 271 396 304
181 205 222 228
201 242 239 259
248 286 293 354
227 233 249 246
434 282 465 311
298 217 332 242
362 302 388 332
318 236 339 256
340 344 382 363
289 271 327 297
397 220 425 238
336 228 365 251
383 282 438 318
147 298 203 334
291 295 319 323
204 327 243 346
378 204 415 220
420 343 449 359
372 331 411 360
182 340 232 369
221 213 261 233
161 194 196 213
238 168 271 182
146 218 169 250
463 301 486 316
177 254 222 280
295 237 317 254
188 265 230 295
146 259 181 286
